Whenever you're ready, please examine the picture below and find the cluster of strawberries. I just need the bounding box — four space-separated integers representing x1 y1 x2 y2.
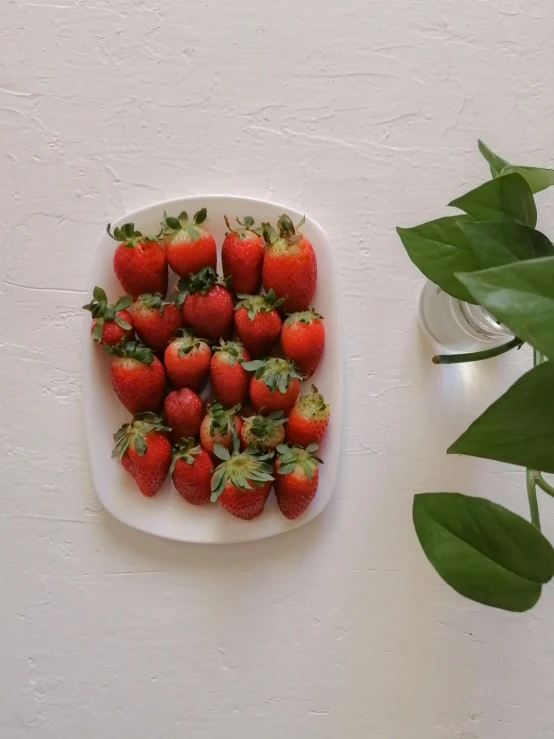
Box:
84 209 330 521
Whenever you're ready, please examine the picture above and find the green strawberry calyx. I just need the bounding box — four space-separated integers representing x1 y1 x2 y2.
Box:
136 292 175 316
106 222 160 248
213 339 247 367
235 289 285 319
176 266 231 306
104 339 154 365
243 411 287 441
285 309 323 326
83 286 133 342
242 357 303 392
275 442 323 481
161 208 207 242
170 437 203 473
172 329 211 357
262 214 306 247
224 214 263 239
206 402 241 437
210 434 274 501
295 384 330 418
112 412 170 461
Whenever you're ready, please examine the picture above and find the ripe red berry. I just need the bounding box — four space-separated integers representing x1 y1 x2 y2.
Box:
161 208 217 277
83 286 134 346
112 412 171 497
262 215 317 313
109 222 168 300
178 267 234 343
209 340 251 407
234 289 284 358
132 293 182 352
280 310 325 377
163 388 204 443
164 330 211 391
221 215 265 294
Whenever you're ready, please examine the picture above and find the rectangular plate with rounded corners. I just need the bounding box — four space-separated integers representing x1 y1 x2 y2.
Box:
84 195 343 543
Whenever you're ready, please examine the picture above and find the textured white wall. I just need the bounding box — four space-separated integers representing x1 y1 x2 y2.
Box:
3 0 554 737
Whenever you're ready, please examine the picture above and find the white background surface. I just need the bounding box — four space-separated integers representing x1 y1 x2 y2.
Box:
2 1 554 737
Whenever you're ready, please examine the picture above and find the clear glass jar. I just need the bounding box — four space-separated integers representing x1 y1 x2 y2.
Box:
418 280 513 353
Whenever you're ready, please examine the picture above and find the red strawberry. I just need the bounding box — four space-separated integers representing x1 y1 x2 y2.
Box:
240 411 286 452
83 286 133 346
244 357 303 415
274 442 322 519
222 215 265 294
171 438 214 505
234 289 284 358
209 340 250 407
164 330 211 391
164 388 204 442
132 293 182 352
262 215 317 313
105 340 166 414
112 412 171 497
281 310 325 377
286 385 330 447
178 267 234 342
109 222 168 301
161 208 217 277
200 403 243 459
210 437 274 520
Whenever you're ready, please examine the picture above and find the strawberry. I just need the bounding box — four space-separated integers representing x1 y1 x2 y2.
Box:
177 267 234 342
221 215 265 294
105 340 166 414
108 222 168 300
209 340 250 407
161 208 217 278
164 330 211 391
210 437 274 520
274 443 322 519
112 412 171 497
243 357 303 414
131 293 182 352
286 384 330 447
262 215 317 313
240 411 286 452
234 289 284 358
163 388 204 443
200 402 243 459
280 310 325 377
171 438 214 505
83 286 133 346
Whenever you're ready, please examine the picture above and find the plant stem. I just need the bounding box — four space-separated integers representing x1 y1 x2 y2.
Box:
432 337 522 365
535 472 554 499
526 469 541 530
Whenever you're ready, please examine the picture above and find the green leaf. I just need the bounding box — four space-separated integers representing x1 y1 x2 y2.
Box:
114 316 132 330
211 467 226 495
93 286 107 302
478 140 554 194
500 166 554 195
478 139 509 178
459 221 554 269
397 216 480 303
213 443 230 461
165 216 181 230
194 207 207 225
413 493 554 611
133 436 148 456
91 317 104 342
458 256 554 359
448 363 554 473
449 173 536 228
114 295 133 312
242 360 265 372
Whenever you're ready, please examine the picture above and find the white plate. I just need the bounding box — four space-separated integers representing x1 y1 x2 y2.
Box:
84 195 343 543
